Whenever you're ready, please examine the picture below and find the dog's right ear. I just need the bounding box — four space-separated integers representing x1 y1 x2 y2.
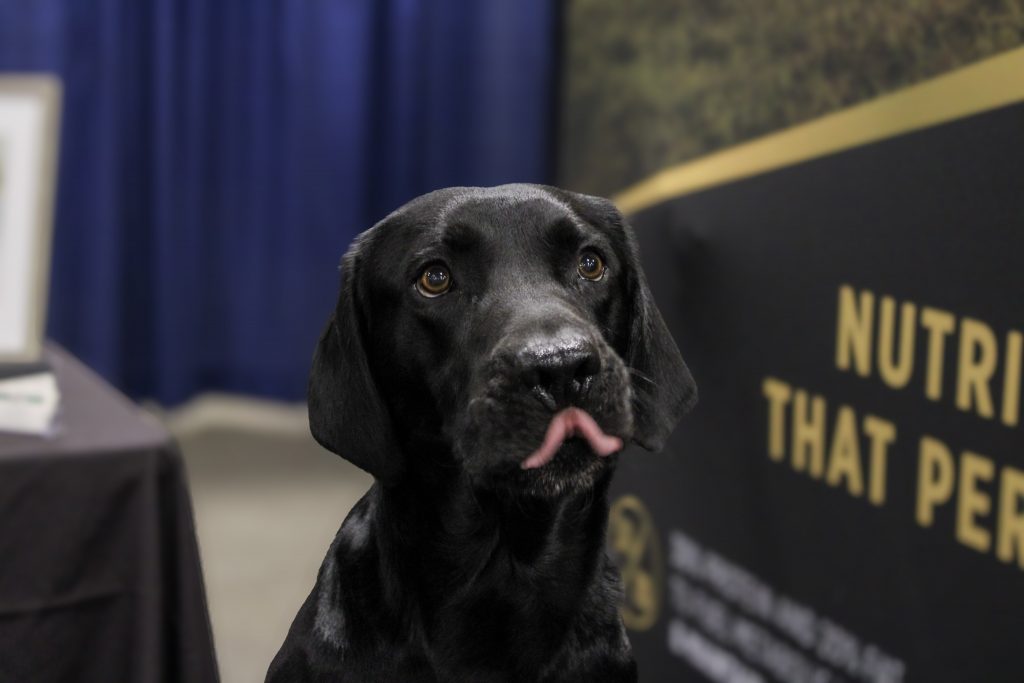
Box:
308 249 405 485
560 189 697 451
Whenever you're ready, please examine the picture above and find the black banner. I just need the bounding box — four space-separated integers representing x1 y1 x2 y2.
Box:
609 98 1024 683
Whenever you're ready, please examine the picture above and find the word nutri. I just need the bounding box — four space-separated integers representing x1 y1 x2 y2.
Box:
835 284 1022 426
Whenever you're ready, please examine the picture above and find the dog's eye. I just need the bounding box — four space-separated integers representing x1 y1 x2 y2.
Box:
577 251 605 281
416 264 452 297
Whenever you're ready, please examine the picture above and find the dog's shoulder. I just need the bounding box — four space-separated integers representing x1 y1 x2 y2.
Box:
267 488 438 682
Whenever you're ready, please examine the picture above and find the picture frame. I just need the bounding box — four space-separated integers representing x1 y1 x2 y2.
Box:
0 75 61 364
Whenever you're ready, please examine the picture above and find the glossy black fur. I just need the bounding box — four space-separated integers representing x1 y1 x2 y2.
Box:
266 185 696 682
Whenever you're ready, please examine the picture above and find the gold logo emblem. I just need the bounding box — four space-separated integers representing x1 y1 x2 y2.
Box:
609 494 664 631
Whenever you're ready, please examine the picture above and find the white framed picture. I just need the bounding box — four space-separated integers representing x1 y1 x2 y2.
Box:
0 75 61 364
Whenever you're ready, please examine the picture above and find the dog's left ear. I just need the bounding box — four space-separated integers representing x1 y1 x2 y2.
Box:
625 253 698 451
571 193 697 451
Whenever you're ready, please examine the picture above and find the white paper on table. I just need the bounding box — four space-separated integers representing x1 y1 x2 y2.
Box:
0 371 60 435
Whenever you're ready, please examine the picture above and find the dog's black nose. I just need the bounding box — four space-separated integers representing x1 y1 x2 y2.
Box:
516 337 601 408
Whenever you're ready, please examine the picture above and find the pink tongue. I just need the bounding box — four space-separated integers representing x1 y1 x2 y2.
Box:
521 408 623 470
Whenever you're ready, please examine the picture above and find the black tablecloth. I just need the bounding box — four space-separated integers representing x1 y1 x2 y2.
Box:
0 346 219 683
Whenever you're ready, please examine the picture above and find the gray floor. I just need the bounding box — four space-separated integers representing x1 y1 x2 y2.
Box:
174 409 372 683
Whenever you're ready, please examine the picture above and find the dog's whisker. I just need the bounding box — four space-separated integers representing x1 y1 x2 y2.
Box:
627 367 658 389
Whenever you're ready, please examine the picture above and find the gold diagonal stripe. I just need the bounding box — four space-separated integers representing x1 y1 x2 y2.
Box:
613 46 1024 215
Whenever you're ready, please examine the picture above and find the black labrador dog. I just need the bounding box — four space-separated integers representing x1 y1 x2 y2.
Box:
266 184 696 682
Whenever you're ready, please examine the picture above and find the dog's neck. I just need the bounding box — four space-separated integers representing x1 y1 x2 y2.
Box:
367 462 614 652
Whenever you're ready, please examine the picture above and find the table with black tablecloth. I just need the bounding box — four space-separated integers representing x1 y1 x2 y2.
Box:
0 345 218 683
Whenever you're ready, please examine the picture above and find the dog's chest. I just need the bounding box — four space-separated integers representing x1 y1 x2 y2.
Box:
420 570 588 670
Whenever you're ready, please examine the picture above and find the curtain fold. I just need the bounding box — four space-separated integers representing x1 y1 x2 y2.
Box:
0 0 556 403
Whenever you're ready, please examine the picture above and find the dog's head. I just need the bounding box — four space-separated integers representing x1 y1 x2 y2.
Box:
308 185 696 496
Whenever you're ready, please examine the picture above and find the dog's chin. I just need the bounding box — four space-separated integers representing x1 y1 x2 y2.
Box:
508 437 618 498
460 421 629 499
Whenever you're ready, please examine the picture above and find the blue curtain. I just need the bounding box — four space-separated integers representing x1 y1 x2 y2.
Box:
0 0 557 403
